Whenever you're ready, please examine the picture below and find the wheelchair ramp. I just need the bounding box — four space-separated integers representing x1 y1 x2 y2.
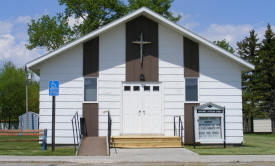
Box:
78 136 108 156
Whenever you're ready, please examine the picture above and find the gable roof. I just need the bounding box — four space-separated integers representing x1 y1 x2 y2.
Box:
26 7 254 70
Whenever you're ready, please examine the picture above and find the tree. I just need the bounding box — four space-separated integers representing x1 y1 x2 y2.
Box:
128 0 181 22
27 0 180 51
213 39 235 53
0 62 39 127
58 0 128 36
0 62 25 122
256 24 275 133
28 75 40 113
27 14 74 51
236 30 260 133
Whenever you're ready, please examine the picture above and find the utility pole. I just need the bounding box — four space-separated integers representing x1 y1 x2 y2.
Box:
25 66 29 113
25 66 29 129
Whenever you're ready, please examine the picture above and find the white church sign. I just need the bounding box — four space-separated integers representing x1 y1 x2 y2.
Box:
194 103 226 146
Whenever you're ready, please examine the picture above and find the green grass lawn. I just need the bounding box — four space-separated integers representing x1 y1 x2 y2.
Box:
185 133 275 155
0 136 74 156
0 134 274 155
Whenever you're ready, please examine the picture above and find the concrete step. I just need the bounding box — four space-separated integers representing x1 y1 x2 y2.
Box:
78 136 108 156
111 136 183 148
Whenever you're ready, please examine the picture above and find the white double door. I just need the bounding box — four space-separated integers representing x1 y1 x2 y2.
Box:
122 83 162 134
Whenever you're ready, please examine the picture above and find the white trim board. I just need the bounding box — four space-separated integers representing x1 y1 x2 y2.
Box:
26 7 254 70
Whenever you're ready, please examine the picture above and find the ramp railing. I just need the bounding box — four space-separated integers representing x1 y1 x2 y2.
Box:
174 115 184 145
71 112 81 154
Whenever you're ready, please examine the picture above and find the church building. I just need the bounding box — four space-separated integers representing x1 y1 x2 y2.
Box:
26 7 254 146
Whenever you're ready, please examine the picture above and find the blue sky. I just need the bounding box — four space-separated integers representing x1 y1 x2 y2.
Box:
0 0 274 66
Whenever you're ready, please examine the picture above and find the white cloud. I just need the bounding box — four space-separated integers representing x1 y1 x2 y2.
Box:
199 24 275 47
0 16 44 67
0 33 43 66
173 11 200 30
0 21 13 34
16 16 32 24
199 24 253 46
67 15 86 28
172 10 275 47
0 34 15 59
184 22 200 30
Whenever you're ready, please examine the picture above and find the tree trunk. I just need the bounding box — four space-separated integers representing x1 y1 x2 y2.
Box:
243 117 249 133
246 115 254 133
250 116 254 133
271 117 275 134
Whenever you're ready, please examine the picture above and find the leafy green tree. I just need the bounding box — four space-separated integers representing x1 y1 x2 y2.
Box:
237 30 260 133
0 62 25 122
28 75 40 113
27 14 74 51
0 62 39 125
255 24 275 133
58 0 128 36
27 0 179 51
128 0 181 22
213 39 235 53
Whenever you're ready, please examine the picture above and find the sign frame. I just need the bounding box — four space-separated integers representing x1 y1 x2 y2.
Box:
49 80 59 96
193 102 226 148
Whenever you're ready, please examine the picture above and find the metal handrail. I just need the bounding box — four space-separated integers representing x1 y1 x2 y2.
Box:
107 111 112 155
71 112 81 154
174 115 184 145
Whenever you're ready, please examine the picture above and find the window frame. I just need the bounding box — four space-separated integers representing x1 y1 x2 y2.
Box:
153 85 160 92
83 77 98 103
124 86 131 91
133 86 140 91
144 85 150 91
185 77 199 103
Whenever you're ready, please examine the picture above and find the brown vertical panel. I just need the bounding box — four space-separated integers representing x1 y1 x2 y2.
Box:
83 37 99 77
83 103 98 136
184 37 199 77
126 16 158 81
184 103 199 145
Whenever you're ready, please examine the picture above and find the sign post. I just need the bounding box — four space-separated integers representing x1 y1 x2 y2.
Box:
49 80 59 152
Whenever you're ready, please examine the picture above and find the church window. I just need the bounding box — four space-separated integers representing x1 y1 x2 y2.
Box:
84 78 97 101
185 78 198 101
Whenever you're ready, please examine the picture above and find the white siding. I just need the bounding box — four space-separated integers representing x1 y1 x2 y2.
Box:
254 119 272 132
37 21 244 145
39 44 83 144
199 44 243 144
98 24 126 136
159 24 184 137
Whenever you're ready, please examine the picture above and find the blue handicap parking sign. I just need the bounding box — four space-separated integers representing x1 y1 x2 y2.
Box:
49 80 59 96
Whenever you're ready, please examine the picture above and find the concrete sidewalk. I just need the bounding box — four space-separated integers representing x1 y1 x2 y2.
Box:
0 148 275 164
